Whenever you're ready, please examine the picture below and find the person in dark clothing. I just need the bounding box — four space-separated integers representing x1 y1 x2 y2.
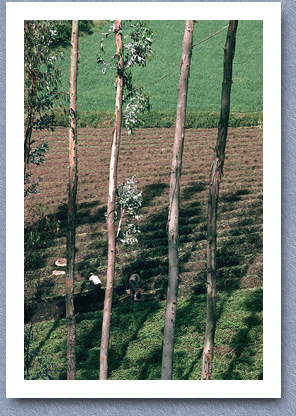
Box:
128 273 143 302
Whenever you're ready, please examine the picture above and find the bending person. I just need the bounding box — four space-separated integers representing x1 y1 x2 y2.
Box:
128 273 143 302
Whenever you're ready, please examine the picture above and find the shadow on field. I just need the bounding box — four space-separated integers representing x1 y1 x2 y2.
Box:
52 199 107 229
172 297 205 379
76 201 107 226
74 314 103 380
78 184 262 380
24 204 65 271
141 182 169 207
219 188 251 210
216 200 263 292
182 181 206 201
24 177 263 379
122 181 206 282
25 319 61 377
107 303 162 379
121 182 170 279
193 188 262 294
180 187 263 379
219 288 263 380
75 302 163 380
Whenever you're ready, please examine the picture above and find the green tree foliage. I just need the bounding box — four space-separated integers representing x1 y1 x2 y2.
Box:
97 20 153 134
24 20 65 194
116 175 142 245
50 20 95 49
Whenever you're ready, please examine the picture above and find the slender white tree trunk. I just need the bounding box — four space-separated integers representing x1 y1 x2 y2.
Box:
161 20 194 380
66 20 79 381
100 20 124 380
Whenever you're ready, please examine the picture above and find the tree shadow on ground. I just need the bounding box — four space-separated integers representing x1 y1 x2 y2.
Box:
216 200 262 292
24 319 61 378
182 182 206 201
174 186 263 379
107 303 163 379
76 202 107 227
25 177 263 379
137 346 163 380
75 301 163 380
123 181 206 281
24 204 66 270
24 199 106 272
218 288 263 380
52 199 107 229
120 182 170 280
192 188 262 295
141 182 169 208
172 297 205 379
74 313 103 380
173 286 239 380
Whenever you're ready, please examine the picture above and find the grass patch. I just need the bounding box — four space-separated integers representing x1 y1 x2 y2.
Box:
56 20 262 116
25 288 262 380
52 107 262 129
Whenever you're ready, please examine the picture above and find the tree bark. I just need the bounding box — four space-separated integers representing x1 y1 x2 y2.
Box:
24 21 37 177
161 20 193 380
24 85 36 177
66 20 79 381
100 20 124 380
24 112 34 177
201 20 238 381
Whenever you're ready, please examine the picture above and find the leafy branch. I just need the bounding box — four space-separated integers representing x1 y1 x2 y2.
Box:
115 176 143 246
97 20 153 134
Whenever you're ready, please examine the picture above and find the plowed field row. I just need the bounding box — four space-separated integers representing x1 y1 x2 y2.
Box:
25 127 263 316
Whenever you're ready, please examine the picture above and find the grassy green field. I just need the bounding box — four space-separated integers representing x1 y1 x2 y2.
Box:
26 287 262 380
56 20 262 122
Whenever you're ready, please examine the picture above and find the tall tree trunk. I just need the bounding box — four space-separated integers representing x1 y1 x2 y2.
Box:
161 20 193 380
24 21 37 177
201 20 238 381
66 20 79 381
24 111 34 177
100 20 123 380
24 82 36 177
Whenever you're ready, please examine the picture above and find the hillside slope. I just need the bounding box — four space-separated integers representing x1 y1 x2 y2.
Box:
24 126 263 380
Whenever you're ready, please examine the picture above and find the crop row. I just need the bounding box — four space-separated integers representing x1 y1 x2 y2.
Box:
25 126 263 314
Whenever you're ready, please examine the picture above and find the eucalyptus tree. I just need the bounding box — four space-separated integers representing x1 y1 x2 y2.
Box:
24 20 63 194
99 20 124 380
66 20 79 380
98 20 152 380
161 20 194 380
201 20 238 381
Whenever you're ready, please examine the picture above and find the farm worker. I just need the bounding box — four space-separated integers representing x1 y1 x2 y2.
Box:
89 273 102 286
89 273 102 298
128 273 143 302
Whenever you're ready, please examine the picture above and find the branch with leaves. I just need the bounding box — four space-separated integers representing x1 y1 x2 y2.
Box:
24 20 67 195
115 175 142 245
97 20 153 134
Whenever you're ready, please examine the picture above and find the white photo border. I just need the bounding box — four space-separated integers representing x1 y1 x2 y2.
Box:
6 1 281 398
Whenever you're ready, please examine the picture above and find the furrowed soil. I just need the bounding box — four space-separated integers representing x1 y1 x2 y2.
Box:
25 126 262 325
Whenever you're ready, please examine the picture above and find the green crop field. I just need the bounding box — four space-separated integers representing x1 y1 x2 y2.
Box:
56 20 262 121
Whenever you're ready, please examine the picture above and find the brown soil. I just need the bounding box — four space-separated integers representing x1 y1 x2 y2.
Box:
24 127 263 323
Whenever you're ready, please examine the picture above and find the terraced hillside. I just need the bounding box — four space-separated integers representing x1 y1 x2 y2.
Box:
24 126 263 379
